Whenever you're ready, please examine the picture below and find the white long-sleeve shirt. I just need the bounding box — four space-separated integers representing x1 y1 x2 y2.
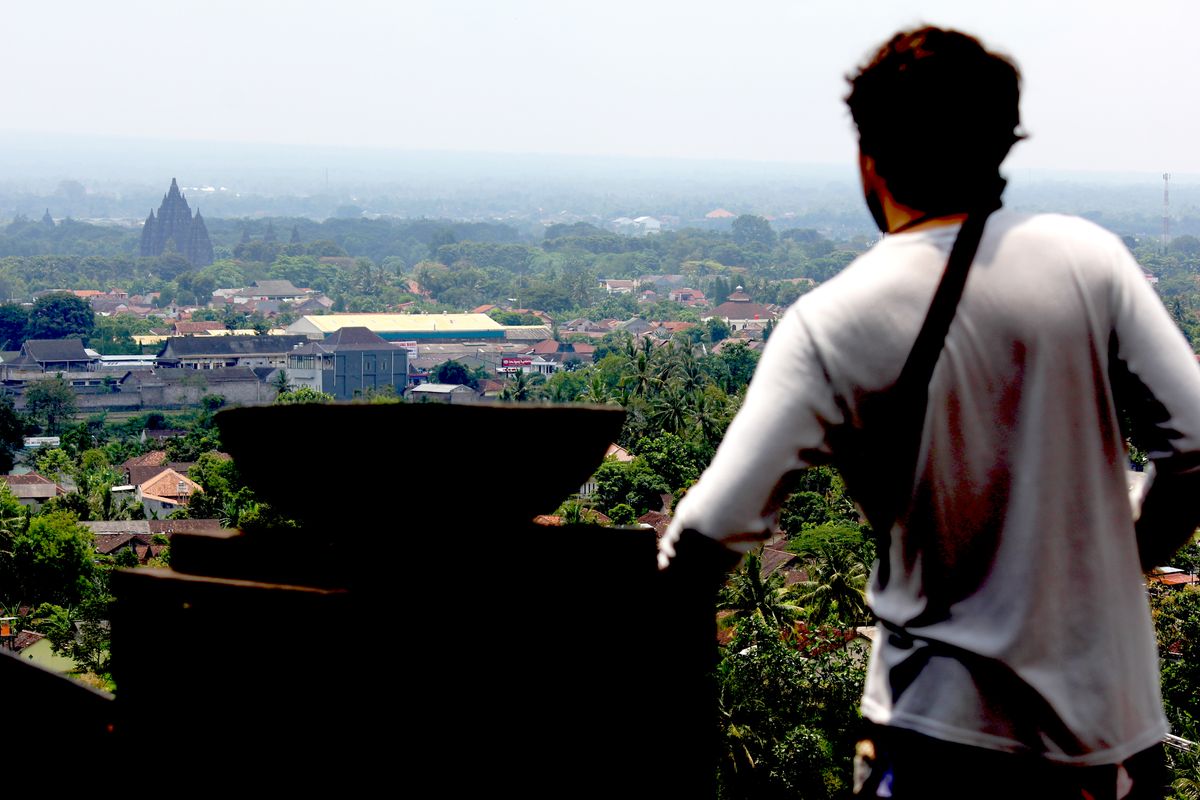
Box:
665 210 1200 764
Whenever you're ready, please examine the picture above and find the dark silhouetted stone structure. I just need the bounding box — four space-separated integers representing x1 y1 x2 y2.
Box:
139 178 214 266
1 403 729 793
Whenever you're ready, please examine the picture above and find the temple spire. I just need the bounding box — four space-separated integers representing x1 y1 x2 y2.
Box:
140 178 212 266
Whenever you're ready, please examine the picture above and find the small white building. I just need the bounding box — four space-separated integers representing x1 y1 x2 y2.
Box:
407 383 478 404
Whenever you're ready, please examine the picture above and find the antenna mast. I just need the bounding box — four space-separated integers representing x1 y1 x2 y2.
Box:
1163 172 1171 252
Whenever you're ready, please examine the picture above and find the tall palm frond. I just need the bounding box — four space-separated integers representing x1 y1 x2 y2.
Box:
580 374 612 405
501 370 545 402
719 551 802 629
647 382 691 434
676 354 709 397
620 351 655 399
789 543 870 626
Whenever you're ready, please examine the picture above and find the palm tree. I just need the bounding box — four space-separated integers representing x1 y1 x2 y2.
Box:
619 332 637 361
653 349 678 387
271 369 292 395
675 353 708 397
501 370 545 402
693 391 728 448
648 382 691 434
789 542 870 626
579 374 612 405
1175 775 1200 800
719 551 802 629
620 350 655 400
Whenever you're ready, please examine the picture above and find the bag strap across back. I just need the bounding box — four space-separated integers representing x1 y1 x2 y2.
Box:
870 201 1001 591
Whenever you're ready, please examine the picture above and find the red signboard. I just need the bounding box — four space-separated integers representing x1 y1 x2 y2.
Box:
502 357 533 367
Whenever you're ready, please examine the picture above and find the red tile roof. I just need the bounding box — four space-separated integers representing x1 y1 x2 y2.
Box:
93 533 141 555
139 468 203 501
173 321 226 335
1149 572 1199 586
710 301 779 321
123 451 168 468
637 511 671 536
13 630 44 651
3 473 56 485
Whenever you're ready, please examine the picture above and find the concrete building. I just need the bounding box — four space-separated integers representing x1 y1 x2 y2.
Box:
286 327 409 400
157 335 308 369
119 367 277 407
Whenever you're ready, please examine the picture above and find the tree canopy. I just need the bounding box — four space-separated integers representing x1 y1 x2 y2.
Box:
27 292 94 341
5 511 96 606
25 374 78 434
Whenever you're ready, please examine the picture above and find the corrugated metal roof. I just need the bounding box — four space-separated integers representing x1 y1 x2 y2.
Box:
503 325 552 340
411 383 476 394
160 334 307 357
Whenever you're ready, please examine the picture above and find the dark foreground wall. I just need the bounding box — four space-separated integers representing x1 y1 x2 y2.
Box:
107 524 725 794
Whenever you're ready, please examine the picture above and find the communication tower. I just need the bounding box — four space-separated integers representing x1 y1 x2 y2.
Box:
1163 172 1171 252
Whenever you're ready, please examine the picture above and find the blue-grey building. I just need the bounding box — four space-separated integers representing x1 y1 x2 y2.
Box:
285 327 408 400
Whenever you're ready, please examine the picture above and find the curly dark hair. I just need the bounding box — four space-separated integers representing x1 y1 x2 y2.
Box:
846 27 1024 212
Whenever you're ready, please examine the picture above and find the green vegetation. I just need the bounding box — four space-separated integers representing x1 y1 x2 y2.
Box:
5 209 1200 790
25 374 78 434
273 386 334 405
0 214 859 355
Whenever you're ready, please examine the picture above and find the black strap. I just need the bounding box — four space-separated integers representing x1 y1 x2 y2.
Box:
871 202 1001 589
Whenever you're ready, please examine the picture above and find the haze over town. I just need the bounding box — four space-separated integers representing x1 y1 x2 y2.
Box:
1 0 1197 226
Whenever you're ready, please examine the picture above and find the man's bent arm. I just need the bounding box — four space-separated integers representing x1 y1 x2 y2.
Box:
1110 243 1200 570
659 306 841 567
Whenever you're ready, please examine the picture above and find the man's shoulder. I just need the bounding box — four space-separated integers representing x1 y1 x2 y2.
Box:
787 211 1128 317
997 211 1124 251
792 228 946 311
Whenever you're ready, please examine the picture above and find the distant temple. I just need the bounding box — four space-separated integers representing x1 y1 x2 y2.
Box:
140 178 214 267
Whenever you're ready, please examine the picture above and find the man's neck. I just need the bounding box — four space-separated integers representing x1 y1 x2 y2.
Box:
883 197 968 235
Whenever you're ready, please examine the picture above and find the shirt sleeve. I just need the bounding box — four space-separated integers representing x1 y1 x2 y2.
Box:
1107 239 1200 567
662 303 844 556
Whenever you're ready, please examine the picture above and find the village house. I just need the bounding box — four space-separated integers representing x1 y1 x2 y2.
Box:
668 288 707 307
172 321 226 336
579 444 634 498
1 473 65 510
522 339 597 368
120 450 218 486
82 518 225 563
600 279 638 295
703 287 781 332
290 295 335 315
407 383 478 404
129 467 203 518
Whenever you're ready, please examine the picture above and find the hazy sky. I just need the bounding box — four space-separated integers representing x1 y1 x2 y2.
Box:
5 0 1197 175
